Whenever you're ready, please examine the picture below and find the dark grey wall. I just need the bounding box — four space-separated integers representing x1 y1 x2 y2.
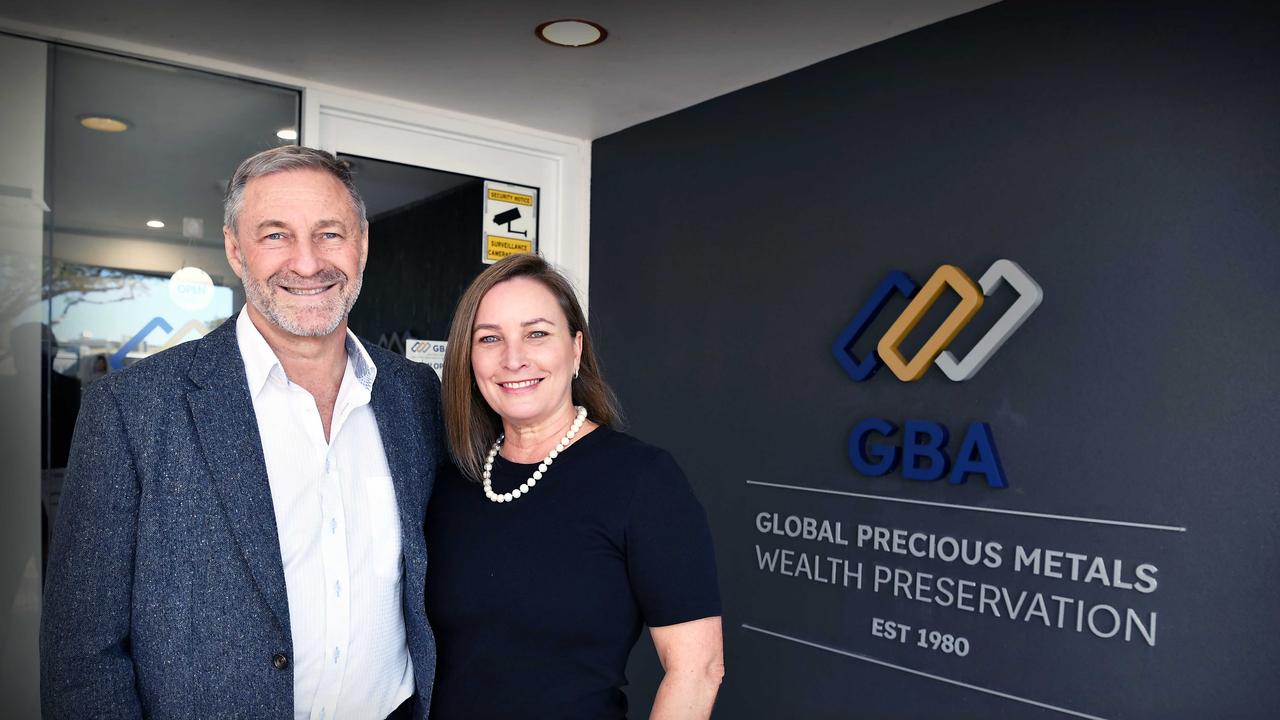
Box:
590 1 1279 718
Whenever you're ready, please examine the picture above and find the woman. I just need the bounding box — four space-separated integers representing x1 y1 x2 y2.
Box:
426 253 724 719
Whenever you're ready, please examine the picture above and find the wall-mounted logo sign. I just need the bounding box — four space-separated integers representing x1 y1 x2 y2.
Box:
832 259 1042 382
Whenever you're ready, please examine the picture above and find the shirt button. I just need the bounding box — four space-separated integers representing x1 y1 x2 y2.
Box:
272 653 289 670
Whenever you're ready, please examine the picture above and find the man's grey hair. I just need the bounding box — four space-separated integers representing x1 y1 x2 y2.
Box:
223 145 368 234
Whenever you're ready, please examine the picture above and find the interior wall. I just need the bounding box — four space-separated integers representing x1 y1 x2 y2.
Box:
590 1 1279 718
51 233 232 282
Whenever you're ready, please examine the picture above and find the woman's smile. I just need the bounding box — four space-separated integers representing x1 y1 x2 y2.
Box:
497 377 544 392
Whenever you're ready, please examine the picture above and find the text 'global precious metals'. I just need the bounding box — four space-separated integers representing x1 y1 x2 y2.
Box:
832 259 1043 382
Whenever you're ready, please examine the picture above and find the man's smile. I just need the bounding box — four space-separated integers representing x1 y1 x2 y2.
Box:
279 283 337 296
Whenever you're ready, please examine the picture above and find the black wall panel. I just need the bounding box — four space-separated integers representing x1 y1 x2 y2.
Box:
590 1 1279 718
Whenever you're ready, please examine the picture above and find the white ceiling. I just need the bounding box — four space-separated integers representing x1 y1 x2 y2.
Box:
2 0 996 140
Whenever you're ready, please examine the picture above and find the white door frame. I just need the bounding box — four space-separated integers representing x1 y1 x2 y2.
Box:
306 89 592 303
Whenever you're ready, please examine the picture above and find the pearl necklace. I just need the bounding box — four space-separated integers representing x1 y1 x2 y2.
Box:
483 406 588 503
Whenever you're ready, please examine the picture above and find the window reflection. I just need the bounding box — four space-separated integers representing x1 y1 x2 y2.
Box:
47 262 233 376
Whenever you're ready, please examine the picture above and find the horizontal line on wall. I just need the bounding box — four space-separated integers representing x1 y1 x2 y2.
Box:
745 480 1187 533
741 623 1111 720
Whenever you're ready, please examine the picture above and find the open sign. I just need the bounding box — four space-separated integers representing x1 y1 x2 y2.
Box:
169 266 214 311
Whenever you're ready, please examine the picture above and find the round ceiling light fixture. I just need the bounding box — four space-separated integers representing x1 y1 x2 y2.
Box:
79 115 130 133
146 219 165 229
536 19 608 48
276 128 298 141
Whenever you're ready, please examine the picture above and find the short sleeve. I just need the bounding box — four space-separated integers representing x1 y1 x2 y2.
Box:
624 450 721 627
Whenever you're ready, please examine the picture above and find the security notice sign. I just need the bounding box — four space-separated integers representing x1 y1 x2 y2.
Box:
483 180 538 263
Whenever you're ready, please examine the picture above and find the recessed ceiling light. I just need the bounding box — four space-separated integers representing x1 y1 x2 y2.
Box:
536 19 608 48
146 219 165 229
79 115 129 133
276 128 298 141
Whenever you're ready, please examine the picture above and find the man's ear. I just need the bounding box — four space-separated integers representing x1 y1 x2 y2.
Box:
358 225 370 272
224 226 243 279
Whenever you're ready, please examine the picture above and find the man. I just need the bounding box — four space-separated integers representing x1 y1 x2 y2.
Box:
41 146 441 719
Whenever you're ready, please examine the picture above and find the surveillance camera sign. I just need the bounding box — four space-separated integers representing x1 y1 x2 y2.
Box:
483 180 538 264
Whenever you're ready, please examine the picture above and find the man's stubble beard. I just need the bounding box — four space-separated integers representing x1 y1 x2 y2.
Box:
237 248 364 338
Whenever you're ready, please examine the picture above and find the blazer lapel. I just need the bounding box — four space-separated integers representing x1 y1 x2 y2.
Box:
186 317 291 635
368 359 427 567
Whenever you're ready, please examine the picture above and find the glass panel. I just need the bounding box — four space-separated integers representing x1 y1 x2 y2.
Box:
39 44 300 560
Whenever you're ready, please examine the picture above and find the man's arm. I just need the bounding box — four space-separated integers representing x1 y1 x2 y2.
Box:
40 379 144 719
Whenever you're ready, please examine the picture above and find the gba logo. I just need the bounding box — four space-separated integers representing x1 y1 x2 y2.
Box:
831 259 1042 382
832 260 1043 489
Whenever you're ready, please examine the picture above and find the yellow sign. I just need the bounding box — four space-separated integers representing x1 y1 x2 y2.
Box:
483 180 538 264
487 189 534 206
486 235 534 262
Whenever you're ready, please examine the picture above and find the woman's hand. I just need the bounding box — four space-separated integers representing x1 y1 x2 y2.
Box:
649 616 725 719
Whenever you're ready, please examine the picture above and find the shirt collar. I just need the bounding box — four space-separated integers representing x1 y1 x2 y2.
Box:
235 310 378 399
343 331 378 393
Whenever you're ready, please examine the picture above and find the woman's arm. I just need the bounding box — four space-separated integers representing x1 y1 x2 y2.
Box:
649 616 725 720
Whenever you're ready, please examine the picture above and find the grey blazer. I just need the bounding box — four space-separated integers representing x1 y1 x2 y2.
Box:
40 315 442 719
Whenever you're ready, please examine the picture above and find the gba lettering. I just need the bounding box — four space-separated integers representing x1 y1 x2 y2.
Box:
848 418 1007 488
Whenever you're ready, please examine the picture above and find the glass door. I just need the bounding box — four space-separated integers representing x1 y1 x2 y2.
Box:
39 43 300 542
2 38 301 710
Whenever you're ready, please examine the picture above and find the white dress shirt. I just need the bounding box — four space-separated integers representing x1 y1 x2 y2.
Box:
237 311 414 720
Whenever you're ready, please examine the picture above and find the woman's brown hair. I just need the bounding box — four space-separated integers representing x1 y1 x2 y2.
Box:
443 253 622 481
